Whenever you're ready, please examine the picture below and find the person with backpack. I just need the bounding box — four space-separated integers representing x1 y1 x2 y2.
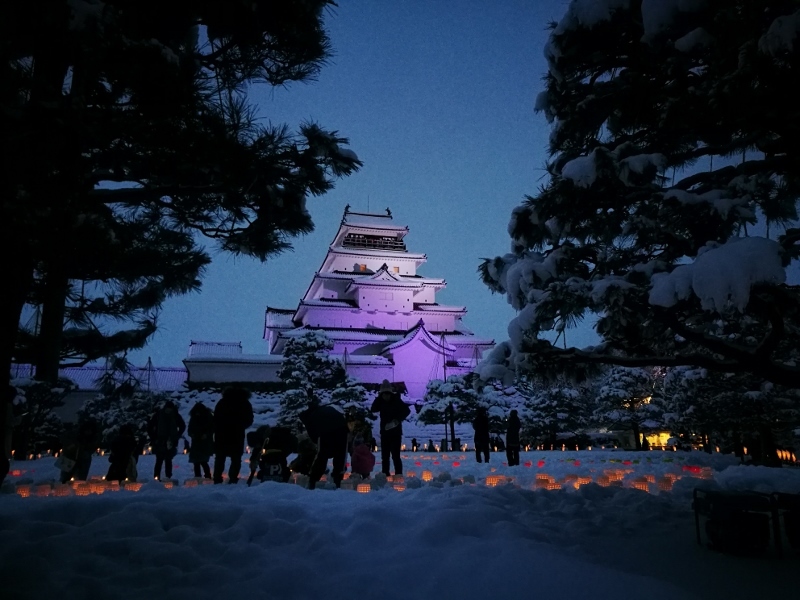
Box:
370 380 411 477
473 407 491 464
106 424 140 482
188 402 214 479
213 387 254 484
246 425 296 484
148 400 186 481
506 409 521 466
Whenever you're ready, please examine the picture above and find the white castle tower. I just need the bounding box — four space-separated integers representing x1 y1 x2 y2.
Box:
184 207 494 399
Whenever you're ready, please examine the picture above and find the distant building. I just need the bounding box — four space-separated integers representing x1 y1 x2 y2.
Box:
10 362 188 423
184 208 494 400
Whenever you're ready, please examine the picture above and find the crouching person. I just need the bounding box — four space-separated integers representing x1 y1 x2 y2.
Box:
247 425 296 484
289 433 317 476
299 400 348 490
106 424 140 482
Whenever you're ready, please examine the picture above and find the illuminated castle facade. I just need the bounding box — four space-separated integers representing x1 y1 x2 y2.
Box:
184 208 494 399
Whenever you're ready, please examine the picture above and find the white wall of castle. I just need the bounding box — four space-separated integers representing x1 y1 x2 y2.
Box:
300 306 459 332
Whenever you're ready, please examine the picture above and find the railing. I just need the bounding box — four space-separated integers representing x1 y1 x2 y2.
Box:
342 234 406 251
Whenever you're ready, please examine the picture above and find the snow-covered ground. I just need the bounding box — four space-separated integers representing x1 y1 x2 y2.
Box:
1 450 798 600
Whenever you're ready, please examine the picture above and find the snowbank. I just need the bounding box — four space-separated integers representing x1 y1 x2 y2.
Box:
2 450 798 600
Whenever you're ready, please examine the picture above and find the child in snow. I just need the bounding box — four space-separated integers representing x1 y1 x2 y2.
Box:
350 434 376 479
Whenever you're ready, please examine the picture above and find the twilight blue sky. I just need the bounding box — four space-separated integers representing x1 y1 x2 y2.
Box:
129 0 597 368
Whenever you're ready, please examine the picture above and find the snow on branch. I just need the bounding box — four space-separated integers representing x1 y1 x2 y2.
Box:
649 237 786 312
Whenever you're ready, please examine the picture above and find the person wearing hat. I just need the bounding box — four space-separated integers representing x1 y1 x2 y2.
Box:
370 380 411 477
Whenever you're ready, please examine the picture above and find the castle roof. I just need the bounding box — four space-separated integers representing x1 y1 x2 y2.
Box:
342 210 407 231
382 320 457 354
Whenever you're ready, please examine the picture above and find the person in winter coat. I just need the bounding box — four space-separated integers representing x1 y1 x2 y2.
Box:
60 417 101 483
213 387 254 484
106 424 140 482
289 433 317 476
370 380 411 477
505 409 521 466
472 407 491 463
350 436 376 479
188 402 214 478
148 400 186 481
300 401 348 489
247 425 297 483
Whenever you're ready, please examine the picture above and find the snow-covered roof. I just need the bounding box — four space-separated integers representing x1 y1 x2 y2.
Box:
383 321 457 354
342 210 407 231
346 266 425 290
327 246 427 261
264 307 295 330
316 271 445 286
183 354 284 364
279 327 401 342
12 364 189 392
188 341 242 357
299 299 357 309
415 303 467 313
336 354 392 365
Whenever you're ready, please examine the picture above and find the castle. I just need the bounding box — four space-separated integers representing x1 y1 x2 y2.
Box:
183 208 494 400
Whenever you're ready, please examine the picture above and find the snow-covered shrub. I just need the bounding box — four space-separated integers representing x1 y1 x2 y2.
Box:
8 378 73 456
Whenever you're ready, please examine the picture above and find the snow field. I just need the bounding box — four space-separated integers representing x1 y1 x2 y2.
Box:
2 450 799 600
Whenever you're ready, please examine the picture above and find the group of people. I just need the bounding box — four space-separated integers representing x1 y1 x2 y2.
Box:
472 407 521 466
96 380 411 490
66 387 256 485
24 380 528 489
296 379 409 489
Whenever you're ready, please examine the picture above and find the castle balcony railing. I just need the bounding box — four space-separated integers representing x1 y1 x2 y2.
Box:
342 234 407 252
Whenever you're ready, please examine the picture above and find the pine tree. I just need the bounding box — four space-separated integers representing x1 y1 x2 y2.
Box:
7 379 75 458
1 1 361 388
420 376 515 448
594 367 663 450
419 376 479 446
664 366 800 455
523 382 591 449
17 216 209 370
276 331 368 431
479 0 800 388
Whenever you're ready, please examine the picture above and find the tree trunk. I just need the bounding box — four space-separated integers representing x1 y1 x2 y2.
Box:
702 432 712 454
34 262 69 383
448 403 456 451
0 245 34 419
632 421 642 450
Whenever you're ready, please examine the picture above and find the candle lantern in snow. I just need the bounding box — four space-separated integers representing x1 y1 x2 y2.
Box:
357 483 371 494
421 470 433 482
52 484 72 497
